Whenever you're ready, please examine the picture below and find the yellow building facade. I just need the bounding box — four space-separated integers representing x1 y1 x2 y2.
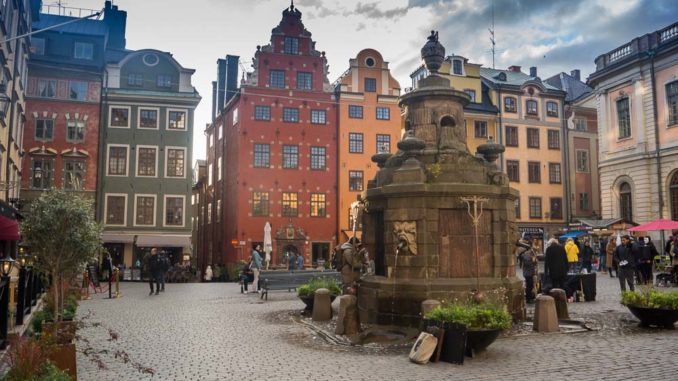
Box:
335 49 401 242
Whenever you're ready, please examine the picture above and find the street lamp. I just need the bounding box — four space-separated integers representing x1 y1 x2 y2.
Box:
0 255 15 277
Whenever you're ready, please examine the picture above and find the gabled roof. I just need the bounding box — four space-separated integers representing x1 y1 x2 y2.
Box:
544 72 592 103
480 67 561 92
33 14 107 36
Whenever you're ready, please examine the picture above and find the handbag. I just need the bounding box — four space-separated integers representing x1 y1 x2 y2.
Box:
409 332 438 364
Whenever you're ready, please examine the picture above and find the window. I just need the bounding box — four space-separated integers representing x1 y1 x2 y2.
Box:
35 119 54 141
107 146 128 176
465 89 476 102
255 106 271 121
574 118 587 131
252 192 270 216
376 134 391 153
504 97 517 112
452 60 462 75
32 38 45 55
168 110 186 130
208 133 213 148
620 182 632 221
284 37 299 54
546 101 558 117
270 70 285 88
69 81 88 101
166 148 186 177
671 174 678 220
105 195 126 225
135 195 155 226
38 79 56 98
310 146 326 170
376 107 390 120
515 198 521 219
506 160 519 182
66 120 85 142
505 126 518 146
311 109 326 124
579 193 590 211
527 128 539 148
282 192 298 217
549 163 561 184
127 73 143 86
349 133 363 153
617 98 631 139
165 196 185 226
547 130 560 149
348 105 363 119
233 108 239 125
349 171 363 191
31 158 54 189
576 150 589 172
217 156 222 181
216 199 221 222
139 108 158 129
528 161 541 183
310 193 326 217
110 107 129 127
529 197 542 219
283 107 299 122
550 198 562 219
74 42 93 60
157 75 172 88
365 78 377 92
282 145 299 169
526 100 538 115
207 203 212 224
474 121 487 138
136 146 157 177
667 81 678 125
296 72 312 90
208 164 213 186
253 144 270 168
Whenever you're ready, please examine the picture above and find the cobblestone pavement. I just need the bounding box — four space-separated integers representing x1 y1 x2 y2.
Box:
76 273 678 381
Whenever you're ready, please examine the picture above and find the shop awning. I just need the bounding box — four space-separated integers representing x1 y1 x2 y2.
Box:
101 233 135 243
559 231 588 240
0 214 20 241
136 234 191 248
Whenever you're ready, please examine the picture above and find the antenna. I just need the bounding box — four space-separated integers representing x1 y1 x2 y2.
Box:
489 1 496 69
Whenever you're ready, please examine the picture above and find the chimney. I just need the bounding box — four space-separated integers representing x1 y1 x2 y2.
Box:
508 65 522 73
570 69 581 81
529 66 537 77
225 55 240 105
104 1 127 50
216 59 227 116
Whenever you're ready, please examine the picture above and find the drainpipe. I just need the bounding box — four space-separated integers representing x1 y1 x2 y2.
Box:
95 69 107 222
649 50 665 250
496 86 503 170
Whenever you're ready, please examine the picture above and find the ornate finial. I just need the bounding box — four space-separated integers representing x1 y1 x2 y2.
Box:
427 30 438 42
421 30 445 75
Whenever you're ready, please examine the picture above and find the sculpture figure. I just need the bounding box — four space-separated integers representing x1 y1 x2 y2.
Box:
336 239 367 292
393 221 418 255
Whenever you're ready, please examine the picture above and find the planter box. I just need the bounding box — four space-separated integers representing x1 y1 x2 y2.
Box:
465 329 502 357
48 343 77 380
42 320 77 345
626 305 678 328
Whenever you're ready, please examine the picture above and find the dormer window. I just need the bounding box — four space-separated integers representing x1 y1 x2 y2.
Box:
464 89 476 102
452 59 463 75
284 37 299 54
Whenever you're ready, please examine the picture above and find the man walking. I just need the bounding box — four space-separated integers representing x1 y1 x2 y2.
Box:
251 245 262 293
614 235 636 292
544 238 568 291
148 248 162 295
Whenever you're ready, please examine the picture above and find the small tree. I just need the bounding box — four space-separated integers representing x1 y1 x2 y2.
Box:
22 189 102 321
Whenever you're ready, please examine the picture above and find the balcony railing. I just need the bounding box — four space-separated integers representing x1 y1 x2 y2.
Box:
660 24 678 43
608 44 632 62
40 4 100 18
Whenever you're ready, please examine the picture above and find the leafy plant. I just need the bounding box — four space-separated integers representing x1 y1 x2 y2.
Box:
0 336 70 381
297 277 341 297
425 303 512 330
621 289 678 310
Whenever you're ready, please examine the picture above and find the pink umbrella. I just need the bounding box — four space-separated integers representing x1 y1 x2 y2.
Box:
628 219 678 232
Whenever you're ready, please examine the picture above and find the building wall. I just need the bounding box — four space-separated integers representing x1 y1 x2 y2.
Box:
566 97 599 219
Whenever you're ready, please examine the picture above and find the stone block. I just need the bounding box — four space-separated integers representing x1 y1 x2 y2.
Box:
336 295 360 335
312 288 332 322
548 288 569 320
533 295 558 333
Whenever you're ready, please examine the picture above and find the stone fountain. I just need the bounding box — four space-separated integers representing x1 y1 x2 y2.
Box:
358 31 524 327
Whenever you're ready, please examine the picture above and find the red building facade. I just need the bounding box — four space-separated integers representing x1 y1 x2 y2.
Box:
205 4 337 270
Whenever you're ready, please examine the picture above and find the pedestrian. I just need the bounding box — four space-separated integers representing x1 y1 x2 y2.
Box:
520 242 537 303
544 238 568 291
251 245 263 293
565 238 579 273
288 251 297 271
240 261 253 293
212 264 221 282
515 233 531 269
147 248 163 295
598 239 607 273
640 236 658 284
581 240 594 273
204 265 213 282
665 236 674 256
613 235 636 292
296 252 304 270
606 238 617 277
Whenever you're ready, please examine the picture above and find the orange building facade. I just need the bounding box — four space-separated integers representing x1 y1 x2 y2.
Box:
334 49 401 242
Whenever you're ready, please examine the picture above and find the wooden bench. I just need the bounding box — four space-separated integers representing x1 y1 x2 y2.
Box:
259 270 341 301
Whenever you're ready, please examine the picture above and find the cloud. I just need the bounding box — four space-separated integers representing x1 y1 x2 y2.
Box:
350 2 410 19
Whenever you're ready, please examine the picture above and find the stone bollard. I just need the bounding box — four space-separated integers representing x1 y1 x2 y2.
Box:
335 295 360 335
421 299 441 317
548 288 569 320
533 295 559 333
312 288 332 322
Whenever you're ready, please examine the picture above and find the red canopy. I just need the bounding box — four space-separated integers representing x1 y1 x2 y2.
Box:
0 214 20 240
628 219 678 232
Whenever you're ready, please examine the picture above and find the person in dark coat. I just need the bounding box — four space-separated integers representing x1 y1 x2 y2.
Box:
147 248 163 295
640 236 658 284
614 235 636 292
520 245 537 303
581 240 594 273
544 238 568 290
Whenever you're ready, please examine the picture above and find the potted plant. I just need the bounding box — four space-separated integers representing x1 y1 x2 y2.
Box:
2 336 71 381
621 288 678 328
425 303 512 358
297 277 341 311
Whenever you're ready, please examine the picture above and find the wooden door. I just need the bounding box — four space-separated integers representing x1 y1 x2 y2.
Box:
438 209 493 278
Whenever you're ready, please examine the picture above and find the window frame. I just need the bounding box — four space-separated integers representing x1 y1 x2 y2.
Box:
526 99 538 116
504 97 517 113
376 107 390 120
66 119 85 143
163 195 186 227
62 159 86 191
546 101 559 117
296 71 313 90
32 37 45 55
452 60 463 75
68 80 88 101
167 108 188 131
127 73 143 87
35 118 54 141
282 144 299 169
73 41 94 60
252 191 270 216
474 120 487 138
464 89 476 102
269 69 285 88
349 170 364 191
133 194 157 227
667 81 678 126
254 105 271 121
310 146 326 170
526 128 540 148
576 149 590 173
348 105 363 119
104 193 128 227
281 192 299 217
135 145 158 178
550 197 563 219
348 132 364 153
547 130 560 149
253 143 270 168
283 107 299 123
37 79 57 98
574 118 587 131
284 37 299 54
138 107 160 129
165 146 187 178
548 162 561 184
30 157 55 189
528 197 542 219
109 105 131 128
106 144 129 177
310 193 326 217
579 192 590 211
376 134 391 153
505 126 518 147
617 97 631 139
364 77 377 92
311 109 326 124
506 160 520 182
528 161 541 184
156 74 173 88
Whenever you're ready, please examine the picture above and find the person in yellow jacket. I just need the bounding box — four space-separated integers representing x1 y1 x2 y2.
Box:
564 238 580 273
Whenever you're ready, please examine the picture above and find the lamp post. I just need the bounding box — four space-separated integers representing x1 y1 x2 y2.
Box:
0 254 14 349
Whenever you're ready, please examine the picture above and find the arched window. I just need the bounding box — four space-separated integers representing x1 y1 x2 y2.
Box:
620 182 633 221
671 173 678 220
440 116 455 127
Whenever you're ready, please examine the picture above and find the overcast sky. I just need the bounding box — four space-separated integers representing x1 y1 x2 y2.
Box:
58 0 677 164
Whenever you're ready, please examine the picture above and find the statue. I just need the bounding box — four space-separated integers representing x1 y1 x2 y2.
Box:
336 239 367 293
393 221 417 255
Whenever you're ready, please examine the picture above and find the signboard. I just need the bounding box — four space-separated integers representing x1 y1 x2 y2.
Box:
518 227 544 235
123 269 132 281
87 264 100 288
131 269 141 281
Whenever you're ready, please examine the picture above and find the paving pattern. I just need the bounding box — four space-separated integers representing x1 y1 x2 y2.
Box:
76 273 678 381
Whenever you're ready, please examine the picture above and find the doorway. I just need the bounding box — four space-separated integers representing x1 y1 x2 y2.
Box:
311 242 330 265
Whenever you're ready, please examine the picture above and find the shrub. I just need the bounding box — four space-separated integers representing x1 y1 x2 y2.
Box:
297 277 341 297
425 303 512 330
0 336 70 381
621 289 678 310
